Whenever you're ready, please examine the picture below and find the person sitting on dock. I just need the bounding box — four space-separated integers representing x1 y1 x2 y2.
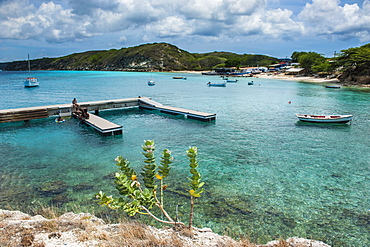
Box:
81 108 89 119
72 98 80 113
72 105 82 119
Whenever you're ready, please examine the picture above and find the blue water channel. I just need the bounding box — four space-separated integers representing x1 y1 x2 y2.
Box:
0 70 369 245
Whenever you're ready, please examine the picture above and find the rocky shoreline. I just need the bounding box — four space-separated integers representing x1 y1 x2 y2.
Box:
0 209 331 247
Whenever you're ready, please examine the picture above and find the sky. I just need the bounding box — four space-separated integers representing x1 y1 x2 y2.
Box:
1 0 370 62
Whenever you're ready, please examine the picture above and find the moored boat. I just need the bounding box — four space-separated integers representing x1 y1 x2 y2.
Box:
207 82 226 87
226 79 238 83
296 114 353 123
147 80 155 86
24 77 39 87
24 54 39 87
248 81 254 85
173 76 186 79
325 85 341 89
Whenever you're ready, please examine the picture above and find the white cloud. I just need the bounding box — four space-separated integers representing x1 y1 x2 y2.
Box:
233 8 303 39
148 16 194 38
178 0 267 24
298 0 370 42
117 36 127 43
0 0 96 42
0 0 370 49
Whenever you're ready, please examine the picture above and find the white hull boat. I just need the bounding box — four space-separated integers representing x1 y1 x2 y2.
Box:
296 114 353 123
207 82 226 87
24 54 39 87
24 77 39 87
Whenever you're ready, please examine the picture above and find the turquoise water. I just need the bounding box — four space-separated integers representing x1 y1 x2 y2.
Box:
1 71 370 246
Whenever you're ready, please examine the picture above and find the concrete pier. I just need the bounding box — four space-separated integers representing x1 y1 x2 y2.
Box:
0 97 216 135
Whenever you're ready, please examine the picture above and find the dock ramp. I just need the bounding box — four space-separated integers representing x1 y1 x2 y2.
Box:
82 114 122 136
139 98 216 122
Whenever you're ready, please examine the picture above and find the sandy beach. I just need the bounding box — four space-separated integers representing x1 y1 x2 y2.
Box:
254 73 340 84
173 71 340 84
172 71 370 88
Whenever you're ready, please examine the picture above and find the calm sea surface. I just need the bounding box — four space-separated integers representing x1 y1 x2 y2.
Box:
1 71 369 245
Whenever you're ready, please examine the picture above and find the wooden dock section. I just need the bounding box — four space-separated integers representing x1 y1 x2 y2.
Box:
0 97 142 124
138 98 216 122
0 107 50 123
82 114 122 137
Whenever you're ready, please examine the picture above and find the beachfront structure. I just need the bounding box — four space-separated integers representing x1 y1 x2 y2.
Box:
285 68 306 75
239 67 268 74
268 62 289 71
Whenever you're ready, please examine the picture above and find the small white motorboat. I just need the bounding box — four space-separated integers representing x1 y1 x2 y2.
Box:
207 82 226 87
296 114 353 123
147 80 155 86
24 77 39 87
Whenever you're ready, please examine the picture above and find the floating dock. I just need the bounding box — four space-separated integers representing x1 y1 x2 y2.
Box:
138 98 216 122
0 97 216 136
82 113 123 137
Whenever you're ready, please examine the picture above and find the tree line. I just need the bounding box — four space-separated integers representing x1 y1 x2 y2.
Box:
290 43 370 77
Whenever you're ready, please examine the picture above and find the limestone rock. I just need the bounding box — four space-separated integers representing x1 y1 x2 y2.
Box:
0 209 331 247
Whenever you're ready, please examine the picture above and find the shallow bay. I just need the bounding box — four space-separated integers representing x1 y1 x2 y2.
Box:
1 71 369 245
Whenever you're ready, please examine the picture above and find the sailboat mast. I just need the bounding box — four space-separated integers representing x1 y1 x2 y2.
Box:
27 54 31 72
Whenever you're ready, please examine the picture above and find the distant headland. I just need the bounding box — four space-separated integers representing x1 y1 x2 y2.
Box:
1 42 370 86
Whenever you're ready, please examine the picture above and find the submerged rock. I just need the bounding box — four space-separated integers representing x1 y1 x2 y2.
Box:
49 193 71 207
72 182 94 192
38 180 68 196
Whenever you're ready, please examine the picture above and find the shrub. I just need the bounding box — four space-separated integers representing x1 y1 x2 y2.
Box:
95 140 204 229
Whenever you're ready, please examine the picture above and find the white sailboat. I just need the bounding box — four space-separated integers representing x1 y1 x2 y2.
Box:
24 54 39 87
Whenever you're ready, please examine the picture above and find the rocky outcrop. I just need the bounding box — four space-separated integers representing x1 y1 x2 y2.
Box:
338 65 370 86
0 209 331 247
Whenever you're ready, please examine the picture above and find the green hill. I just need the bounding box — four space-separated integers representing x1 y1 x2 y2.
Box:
4 43 278 71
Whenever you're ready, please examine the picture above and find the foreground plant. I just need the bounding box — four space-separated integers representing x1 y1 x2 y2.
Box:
187 146 204 228
95 140 204 229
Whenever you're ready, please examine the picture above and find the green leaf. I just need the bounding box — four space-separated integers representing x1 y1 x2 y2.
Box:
190 168 198 174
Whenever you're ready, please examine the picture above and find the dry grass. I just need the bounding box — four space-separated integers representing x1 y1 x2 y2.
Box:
235 238 258 247
0 226 35 247
39 219 59 232
105 220 186 247
0 213 261 247
29 205 60 220
20 230 34 246
0 206 301 247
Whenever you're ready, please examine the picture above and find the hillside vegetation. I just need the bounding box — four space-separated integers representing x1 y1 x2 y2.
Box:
291 43 370 85
4 43 278 71
337 43 370 85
